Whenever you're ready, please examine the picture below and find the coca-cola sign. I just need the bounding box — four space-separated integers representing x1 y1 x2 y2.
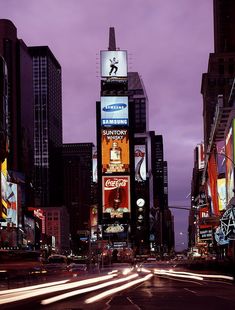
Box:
102 176 130 219
104 178 128 190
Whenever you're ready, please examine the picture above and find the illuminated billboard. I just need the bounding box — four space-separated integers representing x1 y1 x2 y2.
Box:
101 50 127 78
90 205 98 228
101 96 128 126
102 176 130 218
216 141 226 175
101 129 129 174
135 145 146 181
208 152 219 216
92 147 98 183
225 125 234 203
1 159 8 220
217 178 226 211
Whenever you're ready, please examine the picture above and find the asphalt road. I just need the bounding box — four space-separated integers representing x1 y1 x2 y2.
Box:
0 263 235 310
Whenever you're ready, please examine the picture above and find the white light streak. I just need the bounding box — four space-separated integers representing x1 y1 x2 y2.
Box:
85 273 153 304
168 270 234 281
107 270 118 275
0 274 115 305
41 273 139 305
154 269 203 281
0 279 69 296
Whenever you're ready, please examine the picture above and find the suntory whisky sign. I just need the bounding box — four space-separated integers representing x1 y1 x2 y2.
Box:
102 176 130 218
101 96 128 126
101 129 130 174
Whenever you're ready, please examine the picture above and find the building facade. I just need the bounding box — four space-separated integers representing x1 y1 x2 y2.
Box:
29 46 63 208
62 143 93 254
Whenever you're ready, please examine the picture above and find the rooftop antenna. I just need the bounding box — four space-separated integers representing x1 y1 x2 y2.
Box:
108 27 116 51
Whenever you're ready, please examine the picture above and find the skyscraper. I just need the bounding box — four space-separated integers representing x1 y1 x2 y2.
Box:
0 19 34 180
29 46 63 207
201 0 235 149
62 143 93 254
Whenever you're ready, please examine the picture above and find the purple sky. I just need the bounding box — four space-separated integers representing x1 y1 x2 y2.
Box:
1 0 214 250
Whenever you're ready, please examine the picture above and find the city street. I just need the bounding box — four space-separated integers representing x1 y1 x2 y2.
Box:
0 263 234 310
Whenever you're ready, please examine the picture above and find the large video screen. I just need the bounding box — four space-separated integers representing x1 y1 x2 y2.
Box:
101 129 129 174
135 145 146 181
101 50 127 77
102 176 130 218
101 96 128 126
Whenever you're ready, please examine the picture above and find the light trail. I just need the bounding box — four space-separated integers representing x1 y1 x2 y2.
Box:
0 274 115 305
0 279 69 295
107 270 118 275
85 273 153 304
41 273 139 305
168 269 234 281
154 269 203 281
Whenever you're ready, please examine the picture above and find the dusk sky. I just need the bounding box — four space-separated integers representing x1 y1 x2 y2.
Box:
1 0 214 250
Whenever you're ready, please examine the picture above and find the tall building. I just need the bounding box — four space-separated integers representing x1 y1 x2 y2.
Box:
62 143 93 254
29 46 63 208
128 72 149 134
201 0 235 150
96 28 174 256
0 19 34 190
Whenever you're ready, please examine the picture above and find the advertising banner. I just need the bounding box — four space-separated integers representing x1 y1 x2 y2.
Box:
217 178 226 211
197 143 205 170
101 96 128 126
102 176 130 218
101 50 127 78
208 152 219 216
226 126 234 204
135 145 146 181
1 181 18 227
216 141 226 175
92 147 98 183
90 205 98 227
101 129 129 174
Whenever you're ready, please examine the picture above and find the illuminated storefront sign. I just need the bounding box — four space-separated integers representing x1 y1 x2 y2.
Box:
220 206 235 240
199 225 212 240
101 129 129 174
100 50 127 78
135 145 146 181
101 96 128 126
102 176 130 218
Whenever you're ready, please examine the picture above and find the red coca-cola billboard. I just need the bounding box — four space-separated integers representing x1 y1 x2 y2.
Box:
102 176 130 218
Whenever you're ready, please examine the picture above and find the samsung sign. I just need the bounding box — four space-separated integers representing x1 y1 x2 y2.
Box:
101 97 128 126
